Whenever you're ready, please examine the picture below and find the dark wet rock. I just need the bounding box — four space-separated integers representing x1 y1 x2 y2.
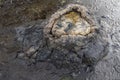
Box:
0 0 68 27
36 47 52 61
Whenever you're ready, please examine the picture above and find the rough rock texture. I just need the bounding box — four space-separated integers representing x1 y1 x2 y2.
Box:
0 0 120 80
0 0 68 27
41 4 108 73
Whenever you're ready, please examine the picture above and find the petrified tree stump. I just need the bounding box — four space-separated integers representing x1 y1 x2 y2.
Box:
42 4 108 71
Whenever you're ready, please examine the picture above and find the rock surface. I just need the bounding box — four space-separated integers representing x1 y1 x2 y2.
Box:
42 4 108 73
0 0 120 80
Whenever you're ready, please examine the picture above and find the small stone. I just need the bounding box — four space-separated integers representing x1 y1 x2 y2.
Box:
72 73 78 77
26 46 37 57
17 53 25 58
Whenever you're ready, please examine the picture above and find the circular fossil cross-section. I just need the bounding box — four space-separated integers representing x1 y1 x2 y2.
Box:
52 11 92 36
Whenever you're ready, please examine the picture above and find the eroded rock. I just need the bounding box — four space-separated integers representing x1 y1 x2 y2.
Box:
16 4 109 73
43 4 109 72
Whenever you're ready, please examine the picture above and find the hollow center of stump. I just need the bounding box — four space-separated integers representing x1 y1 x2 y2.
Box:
52 11 91 36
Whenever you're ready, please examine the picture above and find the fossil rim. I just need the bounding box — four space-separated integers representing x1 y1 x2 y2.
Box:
44 4 97 38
